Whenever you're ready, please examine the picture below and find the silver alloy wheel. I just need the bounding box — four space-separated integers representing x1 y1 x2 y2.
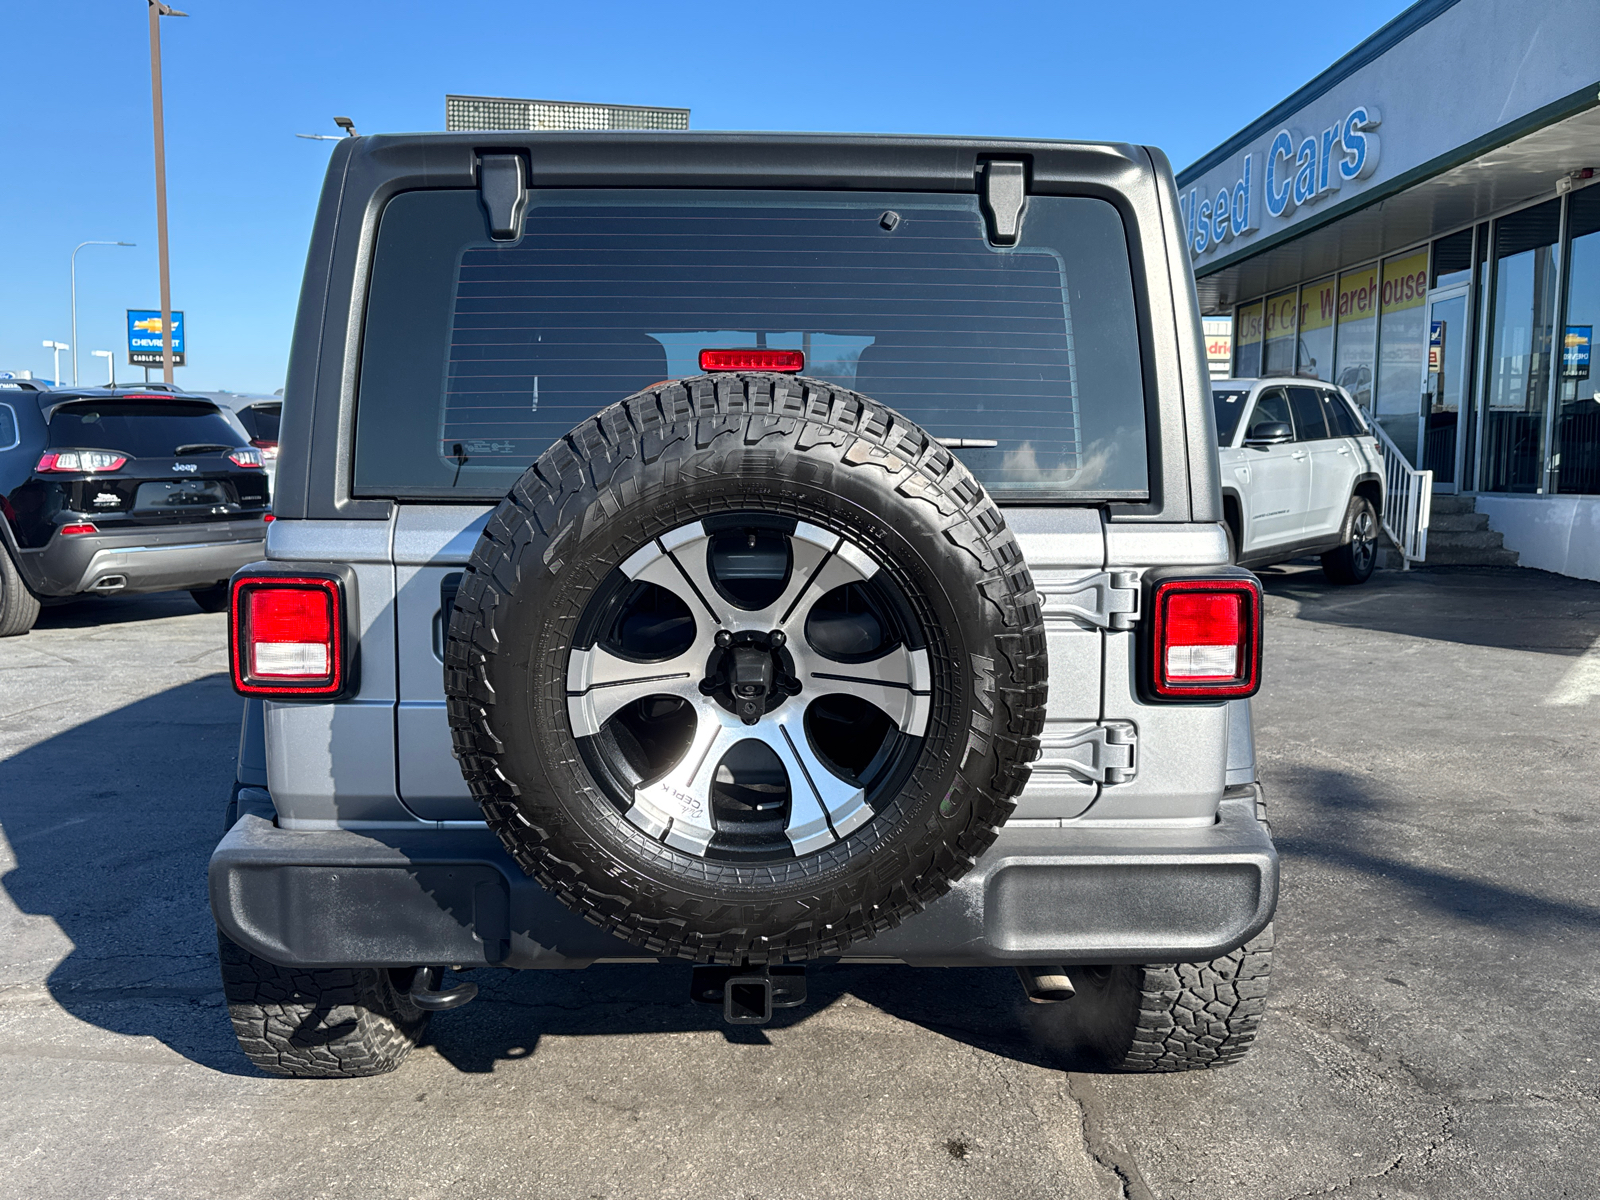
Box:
566 519 931 859
1351 506 1377 572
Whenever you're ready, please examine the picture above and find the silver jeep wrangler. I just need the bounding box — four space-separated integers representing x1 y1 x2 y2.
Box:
211 132 1276 1077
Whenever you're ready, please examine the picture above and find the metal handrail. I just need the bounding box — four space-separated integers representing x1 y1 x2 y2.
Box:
1365 417 1432 568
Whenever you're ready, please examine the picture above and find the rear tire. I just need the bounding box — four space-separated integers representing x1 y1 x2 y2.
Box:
190 582 230 612
217 932 430 1078
1321 496 1378 585
0 547 40 637
1031 925 1274 1072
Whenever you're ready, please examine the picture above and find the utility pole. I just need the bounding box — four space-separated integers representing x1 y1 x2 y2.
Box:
147 1 187 386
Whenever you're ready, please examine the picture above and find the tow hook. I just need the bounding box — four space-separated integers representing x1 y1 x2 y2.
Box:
690 963 807 1025
1015 965 1076 1003
407 965 479 1011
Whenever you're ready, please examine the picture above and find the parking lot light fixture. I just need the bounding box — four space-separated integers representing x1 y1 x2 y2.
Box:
41 340 68 386
91 350 115 388
69 241 135 385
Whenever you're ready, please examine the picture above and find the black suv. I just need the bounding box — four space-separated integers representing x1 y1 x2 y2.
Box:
0 381 270 634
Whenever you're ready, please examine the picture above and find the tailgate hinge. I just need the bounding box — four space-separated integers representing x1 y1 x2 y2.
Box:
478 153 528 241
1035 721 1138 785
1037 571 1141 630
982 161 1028 246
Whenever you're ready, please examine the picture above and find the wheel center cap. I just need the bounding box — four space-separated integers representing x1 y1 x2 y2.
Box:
703 629 800 725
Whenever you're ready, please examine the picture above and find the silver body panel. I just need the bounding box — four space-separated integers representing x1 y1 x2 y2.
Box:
260 504 1254 833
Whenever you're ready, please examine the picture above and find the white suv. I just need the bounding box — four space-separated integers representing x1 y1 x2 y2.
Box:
1211 378 1385 584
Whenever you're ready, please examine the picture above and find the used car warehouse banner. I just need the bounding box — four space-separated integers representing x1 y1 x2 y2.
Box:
1376 251 1429 428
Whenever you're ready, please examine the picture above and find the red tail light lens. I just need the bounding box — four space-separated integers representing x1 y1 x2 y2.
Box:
1148 577 1262 700
59 523 99 536
230 576 345 696
699 348 805 373
249 439 279 461
228 448 264 468
37 451 128 473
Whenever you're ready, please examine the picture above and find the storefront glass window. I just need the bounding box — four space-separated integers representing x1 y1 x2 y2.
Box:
1262 288 1298 375
1432 229 1473 289
1484 199 1561 493
1375 250 1430 461
1334 264 1378 409
1233 300 1263 377
1556 187 1600 494
1296 276 1336 380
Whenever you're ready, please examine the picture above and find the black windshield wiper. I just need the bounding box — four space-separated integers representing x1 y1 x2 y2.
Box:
174 443 234 455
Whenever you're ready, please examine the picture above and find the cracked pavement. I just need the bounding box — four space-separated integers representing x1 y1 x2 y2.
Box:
1 566 1597 1198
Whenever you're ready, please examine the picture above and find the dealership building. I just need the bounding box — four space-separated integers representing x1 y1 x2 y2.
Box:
1180 0 1600 578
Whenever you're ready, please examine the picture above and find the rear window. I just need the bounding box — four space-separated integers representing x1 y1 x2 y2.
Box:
1211 388 1251 444
47 401 243 458
354 188 1149 501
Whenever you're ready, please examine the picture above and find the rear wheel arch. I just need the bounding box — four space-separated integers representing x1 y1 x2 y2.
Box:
1352 475 1383 521
1220 490 1245 556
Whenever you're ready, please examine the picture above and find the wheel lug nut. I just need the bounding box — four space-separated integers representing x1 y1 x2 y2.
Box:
715 629 733 648
769 630 786 647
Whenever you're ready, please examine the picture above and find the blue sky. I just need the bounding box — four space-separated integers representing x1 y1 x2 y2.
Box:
3 0 1414 393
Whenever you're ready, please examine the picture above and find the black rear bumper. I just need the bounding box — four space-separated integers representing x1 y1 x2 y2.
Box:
23 520 265 596
210 789 1277 969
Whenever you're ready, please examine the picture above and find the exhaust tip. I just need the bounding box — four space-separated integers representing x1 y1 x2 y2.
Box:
1016 965 1076 1003
88 575 128 593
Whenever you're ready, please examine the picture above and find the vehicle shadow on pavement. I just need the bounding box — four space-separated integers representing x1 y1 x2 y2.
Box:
32 590 205 631
1273 764 1600 935
422 958 1085 1076
0 674 250 1073
1258 563 1600 656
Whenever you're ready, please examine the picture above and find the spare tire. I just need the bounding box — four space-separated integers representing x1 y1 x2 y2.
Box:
445 373 1046 963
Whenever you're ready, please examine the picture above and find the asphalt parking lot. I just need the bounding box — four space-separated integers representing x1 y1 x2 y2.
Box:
1 563 1597 1199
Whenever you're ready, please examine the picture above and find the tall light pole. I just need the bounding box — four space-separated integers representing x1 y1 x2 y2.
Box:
92 350 116 388
70 240 134 384
42 341 68 385
148 1 188 386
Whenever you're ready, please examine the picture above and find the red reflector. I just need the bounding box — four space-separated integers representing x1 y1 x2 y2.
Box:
230 577 344 697
263 513 276 522
1149 578 1261 700
59 523 99 536
699 348 805 373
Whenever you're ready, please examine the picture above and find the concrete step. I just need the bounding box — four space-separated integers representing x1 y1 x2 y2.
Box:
1427 529 1509 551
1419 544 1521 567
1429 494 1478 515
1429 511 1490 533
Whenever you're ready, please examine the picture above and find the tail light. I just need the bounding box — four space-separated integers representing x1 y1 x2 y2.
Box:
59 523 99 536
249 438 279 461
230 573 349 697
1144 574 1262 701
37 451 127 473
228 447 264 469
699 348 805 373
